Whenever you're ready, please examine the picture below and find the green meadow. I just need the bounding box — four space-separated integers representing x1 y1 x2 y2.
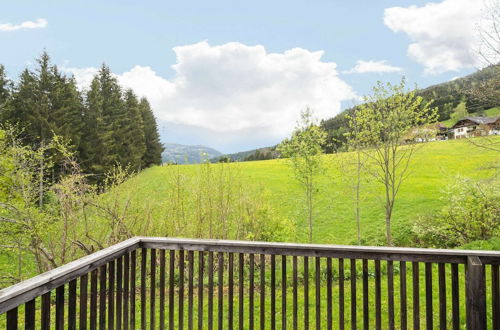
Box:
120 137 499 247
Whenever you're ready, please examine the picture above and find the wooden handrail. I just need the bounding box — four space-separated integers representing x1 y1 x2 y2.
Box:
0 237 141 314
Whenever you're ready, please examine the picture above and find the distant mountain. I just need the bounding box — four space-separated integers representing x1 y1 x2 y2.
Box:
212 146 279 162
162 143 222 164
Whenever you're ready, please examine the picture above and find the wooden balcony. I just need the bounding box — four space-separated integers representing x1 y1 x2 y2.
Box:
0 237 499 329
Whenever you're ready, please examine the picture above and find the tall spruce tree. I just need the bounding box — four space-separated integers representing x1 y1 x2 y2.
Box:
2 53 164 181
81 77 110 176
98 64 125 166
0 65 11 116
122 89 146 170
139 98 163 167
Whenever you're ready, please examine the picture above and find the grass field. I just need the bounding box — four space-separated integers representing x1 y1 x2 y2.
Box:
1 137 498 328
121 137 499 247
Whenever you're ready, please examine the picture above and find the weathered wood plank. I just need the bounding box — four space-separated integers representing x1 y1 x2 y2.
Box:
41 292 50 330
68 279 77 330
55 285 64 330
198 251 204 330
80 274 88 330
25 299 35 330
159 249 165 330
466 256 486 330
179 250 185 330
140 237 500 264
150 249 156 330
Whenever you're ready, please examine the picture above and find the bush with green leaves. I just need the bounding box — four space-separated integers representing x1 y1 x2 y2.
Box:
412 176 499 248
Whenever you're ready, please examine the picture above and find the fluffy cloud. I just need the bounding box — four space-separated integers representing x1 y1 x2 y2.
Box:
384 0 484 74
344 60 403 74
0 18 47 32
66 41 356 143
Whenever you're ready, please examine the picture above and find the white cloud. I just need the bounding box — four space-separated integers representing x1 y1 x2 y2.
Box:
66 41 356 143
0 18 47 32
384 0 484 74
344 60 403 74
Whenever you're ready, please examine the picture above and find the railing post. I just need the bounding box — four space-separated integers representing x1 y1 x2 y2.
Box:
466 256 486 330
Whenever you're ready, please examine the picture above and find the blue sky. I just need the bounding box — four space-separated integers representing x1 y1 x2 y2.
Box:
0 0 487 152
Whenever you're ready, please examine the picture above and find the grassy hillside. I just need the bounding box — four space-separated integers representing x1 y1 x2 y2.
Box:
121 137 499 246
440 106 500 127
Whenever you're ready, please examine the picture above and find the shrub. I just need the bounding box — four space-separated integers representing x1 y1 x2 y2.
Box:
412 176 499 248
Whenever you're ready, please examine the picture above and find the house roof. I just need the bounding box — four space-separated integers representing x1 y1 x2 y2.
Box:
452 116 500 128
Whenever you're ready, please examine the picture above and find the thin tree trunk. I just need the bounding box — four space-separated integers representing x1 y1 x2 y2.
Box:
38 143 45 209
356 150 361 245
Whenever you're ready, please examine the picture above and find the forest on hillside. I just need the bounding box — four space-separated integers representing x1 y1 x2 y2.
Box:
0 52 164 183
321 64 500 152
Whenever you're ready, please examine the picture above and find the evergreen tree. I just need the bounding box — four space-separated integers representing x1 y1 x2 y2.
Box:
0 65 11 116
80 77 110 176
122 89 146 170
98 64 125 166
139 98 163 167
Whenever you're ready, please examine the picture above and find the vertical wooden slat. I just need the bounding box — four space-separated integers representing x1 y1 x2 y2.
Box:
238 253 244 330
339 258 345 330
80 274 89 330
229 253 234 330
169 250 175 330
99 265 107 330
188 250 194 330
362 259 369 330
198 251 204 330
438 263 446 330
25 298 36 330
350 259 357 330
117 256 123 330
492 264 499 330
124 253 130 330
375 260 381 330
90 270 98 330
56 285 65 330
412 262 420 330
249 253 255 330
6 307 18 330
282 255 287 330
271 254 276 330
326 258 333 330
141 249 147 330
315 257 320 330
108 260 115 330
151 249 157 330
466 256 486 330
292 256 298 330
451 263 459 330
159 250 166 330
387 260 394 330
68 279 77 330
218 252 224 330
248 253 255 330
425 262 433 330
179 250 185 330
400 261 407 330
41 291 51 330
208 251 214 330
304 256 309 330
130 250 137 330
259 254 265 330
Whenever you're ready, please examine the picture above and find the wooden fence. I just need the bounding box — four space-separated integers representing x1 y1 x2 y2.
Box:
0 237 499 329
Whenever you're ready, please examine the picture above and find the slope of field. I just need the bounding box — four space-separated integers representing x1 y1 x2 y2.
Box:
123 137 499 246
440 106 500 127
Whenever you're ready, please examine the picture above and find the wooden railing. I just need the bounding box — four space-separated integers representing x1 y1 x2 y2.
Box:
0 237 499 329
